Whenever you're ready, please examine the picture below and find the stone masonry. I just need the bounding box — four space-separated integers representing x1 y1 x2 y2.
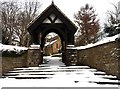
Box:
1 45 42 75
2 53 27 74
77 40 120 79
1 39 120 80
66 45 78 65
27 45 41 67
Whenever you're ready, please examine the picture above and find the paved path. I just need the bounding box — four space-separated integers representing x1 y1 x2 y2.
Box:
2 56 120 87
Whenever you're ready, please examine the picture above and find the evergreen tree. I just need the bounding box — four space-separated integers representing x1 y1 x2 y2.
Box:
74 4 100 46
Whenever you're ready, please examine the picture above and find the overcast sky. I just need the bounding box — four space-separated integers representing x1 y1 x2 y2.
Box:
39 0 120 27
1 0 120 27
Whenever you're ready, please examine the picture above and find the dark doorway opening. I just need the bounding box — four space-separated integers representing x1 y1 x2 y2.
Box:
42 32 63 64
43 32 62 56
40 28 66 64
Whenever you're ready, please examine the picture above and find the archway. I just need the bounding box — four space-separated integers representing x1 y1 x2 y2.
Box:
27 3 77 65
40 27 66 63
42 32 62 64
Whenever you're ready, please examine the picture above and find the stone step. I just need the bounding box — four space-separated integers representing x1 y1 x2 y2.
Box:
2 55 120 86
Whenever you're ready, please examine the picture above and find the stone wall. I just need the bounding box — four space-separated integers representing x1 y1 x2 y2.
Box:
2 45 42 75
77 40 120 79
2 53 27 74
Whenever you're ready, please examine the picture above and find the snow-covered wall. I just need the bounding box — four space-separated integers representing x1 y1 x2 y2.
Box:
75 33 120 50
1 44 42 74
77 40 120 79
0 44 28 74
0 44 28 56
0 44 28 57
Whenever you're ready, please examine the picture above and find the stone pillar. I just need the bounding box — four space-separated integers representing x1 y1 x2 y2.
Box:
62 41 66 63
66 45 78 66
0 28 2 77
116 38 120 79
27 45 41 67
0 56 2 77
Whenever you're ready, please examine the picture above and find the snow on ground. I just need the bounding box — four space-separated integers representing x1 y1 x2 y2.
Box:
0 56 119 88
0 43 28 53
43 56 64 66
0 33 120 88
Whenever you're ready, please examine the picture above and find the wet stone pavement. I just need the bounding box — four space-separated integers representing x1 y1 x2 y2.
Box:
2 56 120 87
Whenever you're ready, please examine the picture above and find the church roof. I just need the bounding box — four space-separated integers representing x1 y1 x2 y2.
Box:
27 2 77 33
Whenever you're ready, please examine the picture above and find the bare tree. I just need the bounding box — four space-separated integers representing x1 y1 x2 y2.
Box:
0 1 20 45
0 1 41 46
74 4 100 46
14 1 41 46
106 3 120 26
103 2 120 37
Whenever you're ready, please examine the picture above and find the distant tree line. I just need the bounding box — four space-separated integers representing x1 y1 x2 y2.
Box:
0 0 41 46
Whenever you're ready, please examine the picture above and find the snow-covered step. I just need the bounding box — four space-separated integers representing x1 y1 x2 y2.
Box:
4 66 119 80
2 56 120 86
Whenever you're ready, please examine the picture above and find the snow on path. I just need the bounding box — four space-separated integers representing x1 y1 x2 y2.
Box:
0 56 119 88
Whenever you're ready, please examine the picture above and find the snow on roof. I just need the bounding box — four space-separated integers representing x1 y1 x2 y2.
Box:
0 43 28 53
45 40 57 47
74 33 120 50
46 33 57 39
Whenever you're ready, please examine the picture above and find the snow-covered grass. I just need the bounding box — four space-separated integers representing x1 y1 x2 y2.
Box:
0 43 28 53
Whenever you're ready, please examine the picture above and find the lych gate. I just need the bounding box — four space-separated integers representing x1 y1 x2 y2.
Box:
27 2 77 65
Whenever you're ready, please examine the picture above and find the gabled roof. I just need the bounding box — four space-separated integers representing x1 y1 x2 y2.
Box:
27 3 77 33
